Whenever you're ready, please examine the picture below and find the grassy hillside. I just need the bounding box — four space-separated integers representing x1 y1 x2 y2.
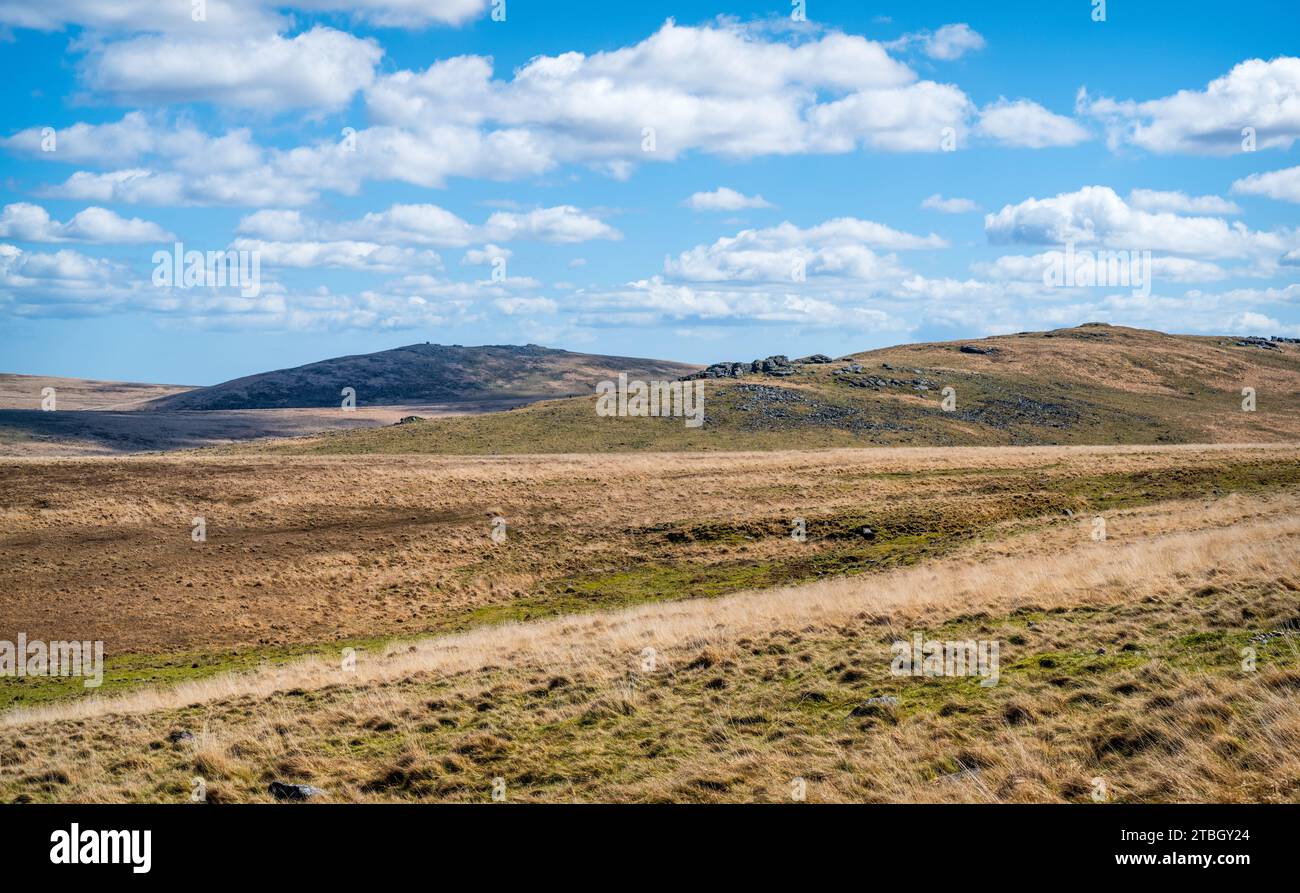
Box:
253 325 1300 455
3 443 1296 710
146 343 700 411
3 481 1298 803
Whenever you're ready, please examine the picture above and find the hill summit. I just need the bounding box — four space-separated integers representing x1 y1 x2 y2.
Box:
145 343 700 411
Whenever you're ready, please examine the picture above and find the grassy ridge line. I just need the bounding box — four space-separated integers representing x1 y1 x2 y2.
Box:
240 326 1300 456
250 373 1195 455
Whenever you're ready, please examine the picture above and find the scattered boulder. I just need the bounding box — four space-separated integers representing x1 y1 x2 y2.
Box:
835 370 936 392
794 353 833 364
167 730 194 744
395 415 425 425
268 781 325 802
959 344 997 355
1233 337 1280 350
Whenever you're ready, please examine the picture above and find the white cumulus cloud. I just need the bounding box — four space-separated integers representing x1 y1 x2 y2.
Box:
1128 189 1241 214
1232 165 1300 203
0 203 173 243
683 187 773 211
1080 57 1300 154
984 185 1298 261
84 26 383 111
976 99 1090 148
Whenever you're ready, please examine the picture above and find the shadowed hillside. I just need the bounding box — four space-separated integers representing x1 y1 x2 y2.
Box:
255 325 1300 454
146 343 701 411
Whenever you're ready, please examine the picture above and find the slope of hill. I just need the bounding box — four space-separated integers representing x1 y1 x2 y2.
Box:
253 325 1300 455
0 373 194 410
145 343 701 411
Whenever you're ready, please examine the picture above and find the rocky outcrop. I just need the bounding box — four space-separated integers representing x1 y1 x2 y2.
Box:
682 355 803 380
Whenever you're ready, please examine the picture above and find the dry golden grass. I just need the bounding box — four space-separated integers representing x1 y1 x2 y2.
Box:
2 443 1296 656
0 373 193 411
860 326 1300 401
1 484 1297 803
6 487 1298 727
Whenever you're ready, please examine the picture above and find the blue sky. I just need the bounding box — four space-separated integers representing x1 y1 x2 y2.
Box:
1 0 1298 384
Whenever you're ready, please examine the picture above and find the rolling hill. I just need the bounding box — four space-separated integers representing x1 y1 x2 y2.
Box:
145 343 701 411
0 373 194 411
252 324 1300 454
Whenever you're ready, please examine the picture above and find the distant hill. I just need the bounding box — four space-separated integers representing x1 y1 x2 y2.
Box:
0 373 194 411
249 325 1300 454
144 343 701 411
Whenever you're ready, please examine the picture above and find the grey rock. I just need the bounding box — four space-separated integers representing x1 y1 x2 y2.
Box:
683 355 798 380
268 781 326 801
